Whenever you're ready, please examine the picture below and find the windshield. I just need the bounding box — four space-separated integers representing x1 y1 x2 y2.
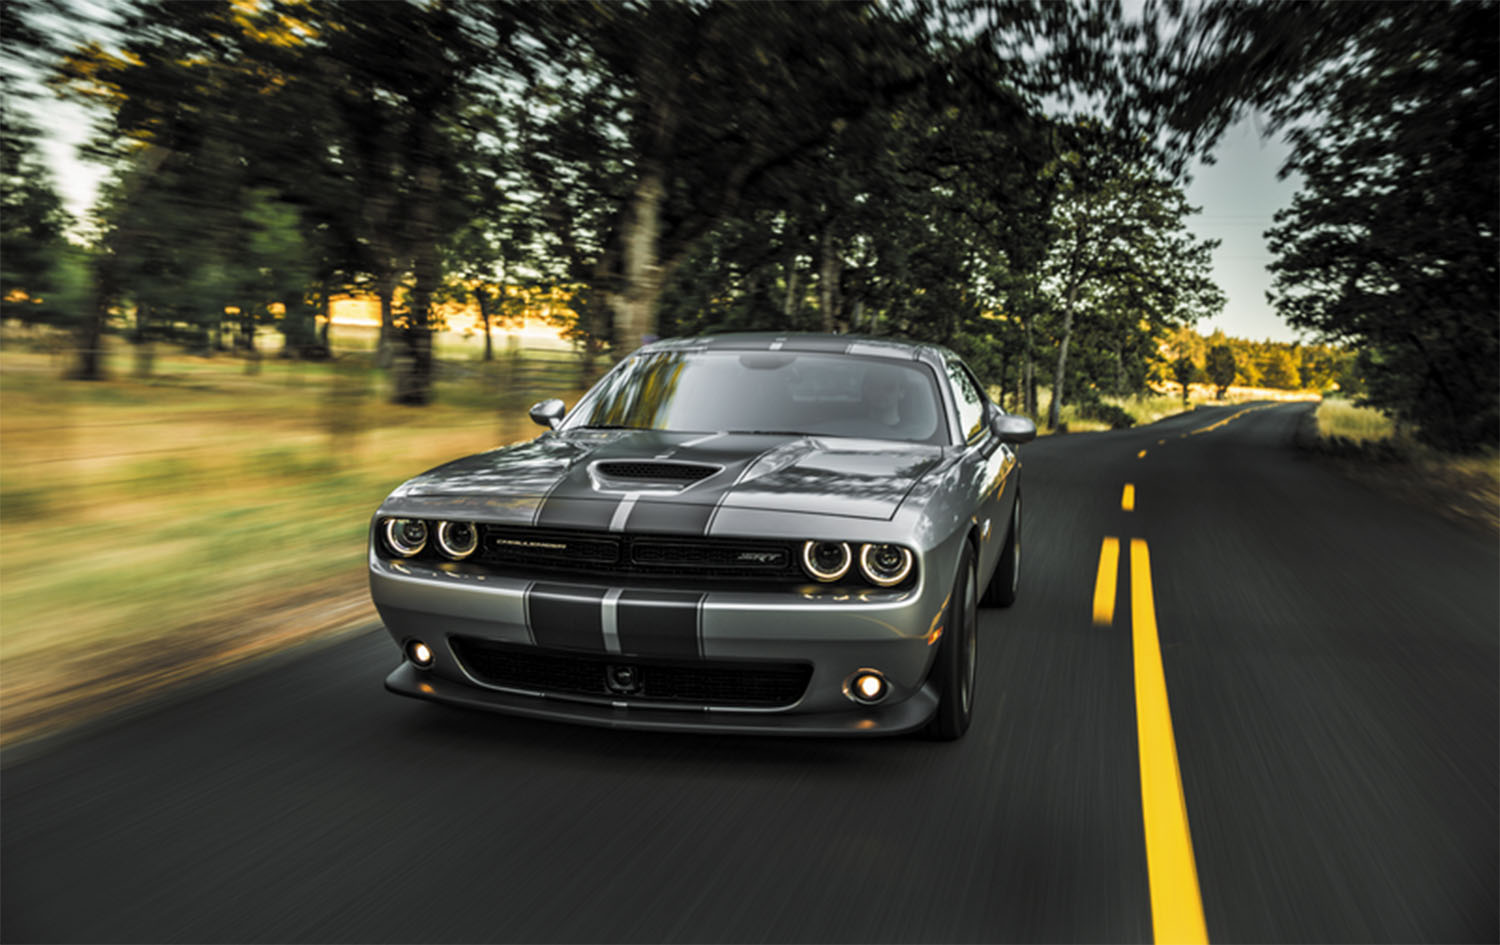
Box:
565 350 949 445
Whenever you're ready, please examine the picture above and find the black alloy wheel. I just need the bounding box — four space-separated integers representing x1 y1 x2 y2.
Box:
927 542 978 740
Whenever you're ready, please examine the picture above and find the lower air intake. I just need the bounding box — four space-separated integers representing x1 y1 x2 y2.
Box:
450 637 811 708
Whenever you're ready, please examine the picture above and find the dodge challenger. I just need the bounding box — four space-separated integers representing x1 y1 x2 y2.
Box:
369 333 1035 739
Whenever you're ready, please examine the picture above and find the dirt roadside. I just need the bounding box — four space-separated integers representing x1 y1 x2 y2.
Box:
1 573 377 753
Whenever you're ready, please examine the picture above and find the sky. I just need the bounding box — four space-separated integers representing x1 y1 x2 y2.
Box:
1182 118 1304 343
29 72 1306 346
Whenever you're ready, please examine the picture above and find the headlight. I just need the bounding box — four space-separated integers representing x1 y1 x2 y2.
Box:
801 540 852 582
436 521 479 559
859 543 914 586
383 518 428 557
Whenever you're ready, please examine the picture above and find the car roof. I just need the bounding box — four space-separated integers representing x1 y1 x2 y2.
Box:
638 332 951 366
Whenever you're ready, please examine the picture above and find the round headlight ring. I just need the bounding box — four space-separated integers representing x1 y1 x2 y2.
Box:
383 518 428 557
436 520 479 559
801 540 853 582
859 543 914 586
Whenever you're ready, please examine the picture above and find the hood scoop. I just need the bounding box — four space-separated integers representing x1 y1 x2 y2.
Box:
590 461 721 490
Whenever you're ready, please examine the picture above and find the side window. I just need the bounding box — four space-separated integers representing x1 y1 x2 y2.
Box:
944 357 988 443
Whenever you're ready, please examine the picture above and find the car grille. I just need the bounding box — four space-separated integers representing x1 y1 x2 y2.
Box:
478 526 798 580
449 637 812 708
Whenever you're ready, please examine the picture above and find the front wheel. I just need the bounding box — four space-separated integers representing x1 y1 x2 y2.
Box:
926 543 978 740
981 490 1020 608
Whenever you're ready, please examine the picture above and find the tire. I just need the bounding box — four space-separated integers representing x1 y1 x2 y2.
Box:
926 542 978 741
981 489 1020 608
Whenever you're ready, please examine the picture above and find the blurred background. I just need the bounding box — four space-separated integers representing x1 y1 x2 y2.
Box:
0 0 1495 745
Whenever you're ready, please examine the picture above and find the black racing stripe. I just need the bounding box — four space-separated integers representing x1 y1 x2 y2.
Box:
617 590 704 659
623 497 716 536
527 583 608 652
535 496 620 530
535 458 623 530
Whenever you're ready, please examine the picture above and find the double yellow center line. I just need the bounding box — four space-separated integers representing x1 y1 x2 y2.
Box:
1092 479 1209 943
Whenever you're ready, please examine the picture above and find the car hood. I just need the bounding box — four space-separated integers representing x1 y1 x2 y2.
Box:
385 429 948 530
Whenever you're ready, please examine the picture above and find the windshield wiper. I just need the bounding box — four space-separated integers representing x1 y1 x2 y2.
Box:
576 423 652 430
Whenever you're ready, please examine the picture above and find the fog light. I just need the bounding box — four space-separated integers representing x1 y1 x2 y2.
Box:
407 640 434 668
846 669 888 705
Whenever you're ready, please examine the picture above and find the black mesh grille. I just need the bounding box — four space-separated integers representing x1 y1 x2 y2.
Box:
450 637 812 708
484 529 620 566
595 461 718 482
630 539 790 571
477 527 798 580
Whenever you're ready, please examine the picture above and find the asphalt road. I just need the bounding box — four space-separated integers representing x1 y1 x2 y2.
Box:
4 402 1496 943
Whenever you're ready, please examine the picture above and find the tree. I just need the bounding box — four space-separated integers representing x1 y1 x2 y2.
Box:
1145 0 1498 451
1263 3 1498 450
1 110 71 327
1171 355 1197 407
1040 126 1222 429
1 0 73 331
1260 347 1300 390
1205 343 1236 399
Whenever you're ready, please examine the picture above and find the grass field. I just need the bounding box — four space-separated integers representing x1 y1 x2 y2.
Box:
1316 397 1398 444
0 336 586 747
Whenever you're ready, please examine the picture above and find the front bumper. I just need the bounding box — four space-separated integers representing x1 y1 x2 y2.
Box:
369 548 955 736
385 662 938 736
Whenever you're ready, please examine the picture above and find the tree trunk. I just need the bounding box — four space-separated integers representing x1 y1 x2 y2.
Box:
375 274 396 370
1046 280 1081 430
394 165 440 406
318 279 332 353
132 303 155 379
241 305 260 375
73 283 110 381
783 251 800 322
998 349 1009 411
474 285 494 362
1022 308 1036 416
610 170 667 358
818 224 840 333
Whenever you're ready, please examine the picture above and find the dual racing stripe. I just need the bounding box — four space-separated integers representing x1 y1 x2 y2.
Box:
525 584 706 659
533 441 795 537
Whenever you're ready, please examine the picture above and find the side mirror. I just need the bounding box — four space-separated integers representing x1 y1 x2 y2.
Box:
990 409 1036 444
529 398 566 430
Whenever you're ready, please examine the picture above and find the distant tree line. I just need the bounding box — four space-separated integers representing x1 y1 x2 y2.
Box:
1162 327 1358 397
1 0 1493 450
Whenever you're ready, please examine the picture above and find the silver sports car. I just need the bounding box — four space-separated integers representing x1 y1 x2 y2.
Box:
369 333 1035 738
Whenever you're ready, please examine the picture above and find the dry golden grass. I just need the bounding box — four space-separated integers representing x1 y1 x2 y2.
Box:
0 340 583 747
1008 383 1303 434
1316 398 1397 444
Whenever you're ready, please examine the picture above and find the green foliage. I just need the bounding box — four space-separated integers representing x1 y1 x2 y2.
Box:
48 0 1454 430
1077 400 1136 430
1258 347 1300 391
1205 344 1236 399
1040 130 1223 427
1146 1 1498 450
1170 355 1196 406
1 108 71 326
1263 3 1497 451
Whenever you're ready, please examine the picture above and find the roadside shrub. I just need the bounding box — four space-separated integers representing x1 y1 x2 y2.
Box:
1079 401 1136 429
